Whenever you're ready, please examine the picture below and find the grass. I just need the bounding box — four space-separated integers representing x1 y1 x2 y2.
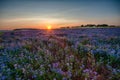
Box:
0 30 120 80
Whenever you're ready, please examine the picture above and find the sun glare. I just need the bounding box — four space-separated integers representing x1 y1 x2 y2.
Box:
47 25 52 30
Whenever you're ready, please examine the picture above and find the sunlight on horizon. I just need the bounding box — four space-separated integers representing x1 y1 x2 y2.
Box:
47 25 52 30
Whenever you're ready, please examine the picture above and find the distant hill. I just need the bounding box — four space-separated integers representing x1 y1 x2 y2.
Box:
60 24 120 29
13 28 40 31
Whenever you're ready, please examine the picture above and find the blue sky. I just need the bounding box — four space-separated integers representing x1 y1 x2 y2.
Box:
0 0 120 29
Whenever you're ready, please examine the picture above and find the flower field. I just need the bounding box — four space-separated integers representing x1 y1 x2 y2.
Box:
0 28 120 80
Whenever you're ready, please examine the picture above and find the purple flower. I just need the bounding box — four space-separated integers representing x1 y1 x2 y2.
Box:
52 62 59 68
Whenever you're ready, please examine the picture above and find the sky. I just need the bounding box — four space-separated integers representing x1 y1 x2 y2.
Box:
0 0 120 30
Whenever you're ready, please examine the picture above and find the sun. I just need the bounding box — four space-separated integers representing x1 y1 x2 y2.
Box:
47 25 52 30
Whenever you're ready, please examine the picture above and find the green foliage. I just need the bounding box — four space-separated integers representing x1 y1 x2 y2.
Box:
0 32 4 36
108 55 120 69
6 62 15 69
94 52 120 69
0 46 4 50
15 69 24 77
23 44 32 51
1 30 120 80
32 62 40 70
110 72 120 80
77 44 87 54
81 39 90 45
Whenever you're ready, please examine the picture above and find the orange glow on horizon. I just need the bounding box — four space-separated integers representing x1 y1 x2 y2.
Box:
0 22 83 30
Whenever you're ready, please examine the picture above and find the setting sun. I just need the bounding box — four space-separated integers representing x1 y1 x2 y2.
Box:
47 25 52 30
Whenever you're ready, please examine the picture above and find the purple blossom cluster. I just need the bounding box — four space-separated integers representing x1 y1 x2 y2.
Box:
0 28 120 80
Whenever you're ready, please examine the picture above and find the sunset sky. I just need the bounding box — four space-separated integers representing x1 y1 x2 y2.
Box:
0 0 120 30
